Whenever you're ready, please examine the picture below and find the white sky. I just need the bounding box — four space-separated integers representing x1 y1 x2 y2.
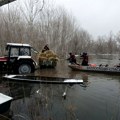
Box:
55 0 120 38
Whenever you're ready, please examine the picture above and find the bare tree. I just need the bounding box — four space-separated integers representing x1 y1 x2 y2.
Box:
19 0 45 45
106 33 117 54
115 31 120 53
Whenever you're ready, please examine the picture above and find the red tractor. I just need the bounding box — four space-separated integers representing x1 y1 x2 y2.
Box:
0 43 37 74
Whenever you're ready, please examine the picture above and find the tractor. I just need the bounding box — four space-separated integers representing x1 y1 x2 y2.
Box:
0 43 37 74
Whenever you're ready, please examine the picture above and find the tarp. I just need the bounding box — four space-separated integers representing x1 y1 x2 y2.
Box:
0 0 16 6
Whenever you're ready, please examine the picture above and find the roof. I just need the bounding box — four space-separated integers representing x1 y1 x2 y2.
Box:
7 43 31 47
0 0 16 7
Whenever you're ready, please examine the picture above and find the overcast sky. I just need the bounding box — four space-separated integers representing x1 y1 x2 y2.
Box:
2 0 120 39
55 0 120 38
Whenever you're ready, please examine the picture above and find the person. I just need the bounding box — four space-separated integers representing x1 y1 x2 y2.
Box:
67 52 77 64
80 52 89 66
42 44 50 52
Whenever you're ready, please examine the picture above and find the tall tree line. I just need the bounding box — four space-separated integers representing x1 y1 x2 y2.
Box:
0 0 119 57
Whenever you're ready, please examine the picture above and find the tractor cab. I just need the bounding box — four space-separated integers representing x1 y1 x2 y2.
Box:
6 43 32 58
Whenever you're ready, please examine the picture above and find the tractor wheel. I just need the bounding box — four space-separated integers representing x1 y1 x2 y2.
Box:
18 63 32 74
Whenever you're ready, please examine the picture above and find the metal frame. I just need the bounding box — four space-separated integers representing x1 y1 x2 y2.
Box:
0 0 16 6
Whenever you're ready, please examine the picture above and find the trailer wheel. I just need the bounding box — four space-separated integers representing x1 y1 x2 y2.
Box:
18 63 32 74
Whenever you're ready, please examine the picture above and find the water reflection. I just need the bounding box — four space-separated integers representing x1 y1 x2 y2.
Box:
1 78 84 120
68 70 90 90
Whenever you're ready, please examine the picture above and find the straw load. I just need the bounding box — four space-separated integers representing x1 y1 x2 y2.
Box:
38 50 59 68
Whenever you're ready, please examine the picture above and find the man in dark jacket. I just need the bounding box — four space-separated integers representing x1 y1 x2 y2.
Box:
68 53 77 64
80 52 89 66
42 44 50 52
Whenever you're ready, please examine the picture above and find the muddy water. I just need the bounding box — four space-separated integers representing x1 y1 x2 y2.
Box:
0 54 120 120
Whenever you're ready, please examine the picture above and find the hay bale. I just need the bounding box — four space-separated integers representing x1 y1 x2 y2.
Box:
46 53 53 58
51 54 58 58
38 52 46 57
49 57 59 61
39 56 47 61
38 49 59 67
44 50 54 55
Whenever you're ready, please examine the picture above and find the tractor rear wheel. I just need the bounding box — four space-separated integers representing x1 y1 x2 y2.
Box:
18 63 32 74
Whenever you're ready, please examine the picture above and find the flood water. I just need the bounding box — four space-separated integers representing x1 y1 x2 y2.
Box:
0 54 120 120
